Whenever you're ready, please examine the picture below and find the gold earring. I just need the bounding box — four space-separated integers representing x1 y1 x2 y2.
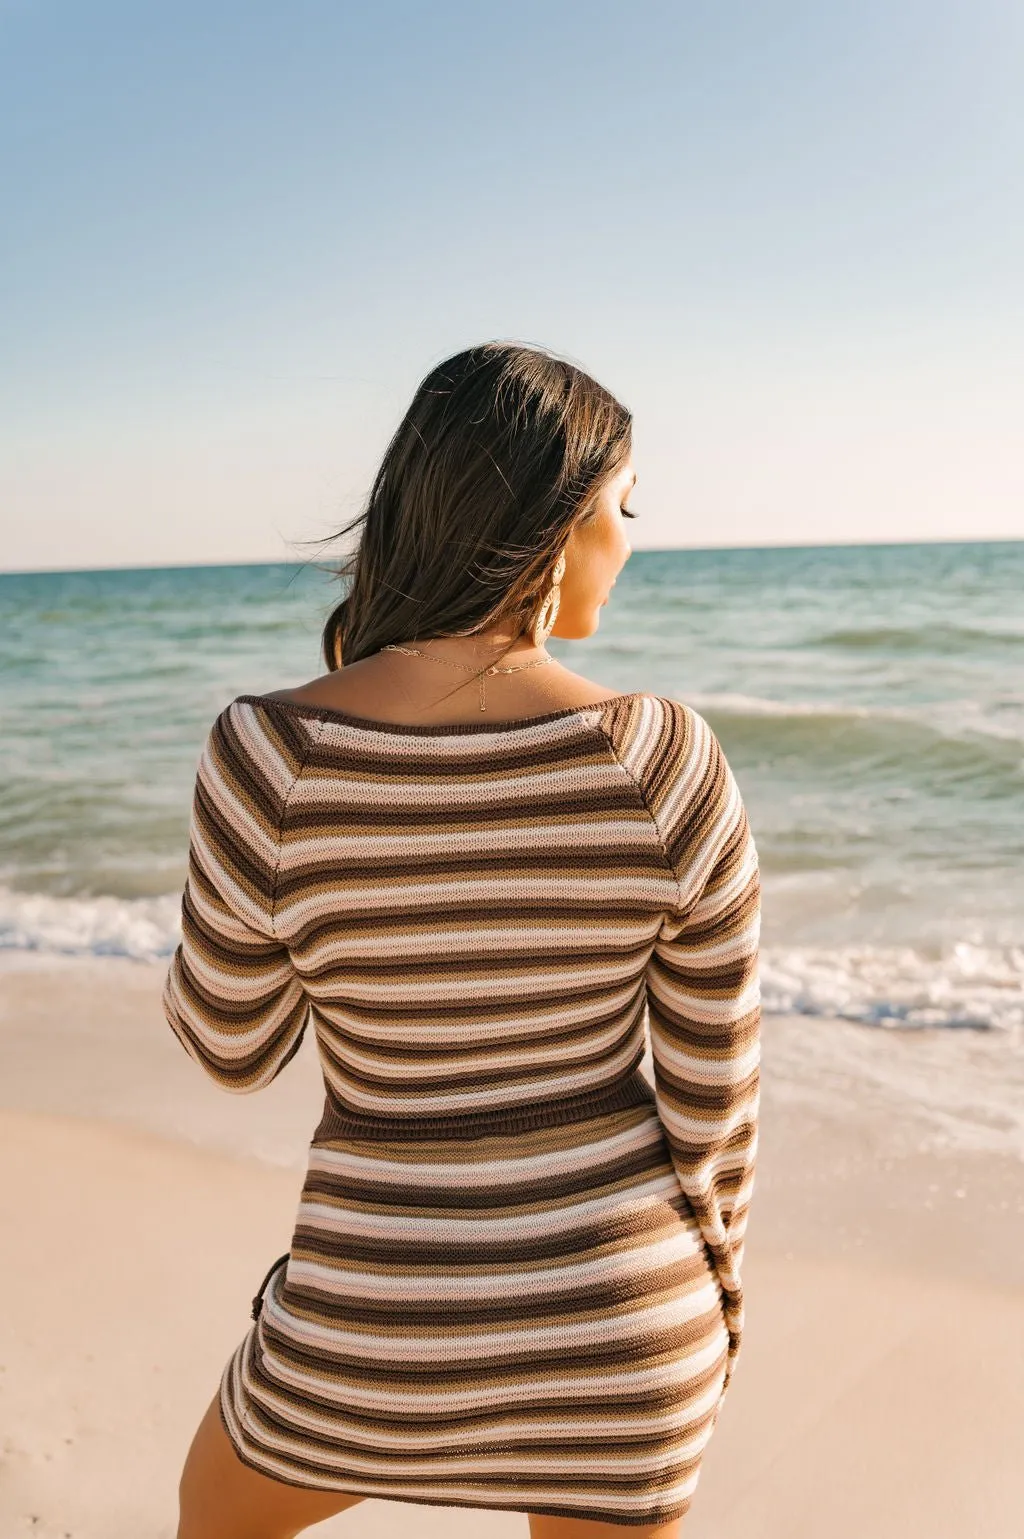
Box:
531 551 566 648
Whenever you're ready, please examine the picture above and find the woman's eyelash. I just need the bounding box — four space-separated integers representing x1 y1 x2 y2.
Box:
620 506 638 519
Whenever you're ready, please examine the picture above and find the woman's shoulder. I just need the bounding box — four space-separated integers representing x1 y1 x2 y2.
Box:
596 692 745 855
195 694 326 805
595 689 714 762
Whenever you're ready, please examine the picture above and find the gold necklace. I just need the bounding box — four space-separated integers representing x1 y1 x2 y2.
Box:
380 643 556 712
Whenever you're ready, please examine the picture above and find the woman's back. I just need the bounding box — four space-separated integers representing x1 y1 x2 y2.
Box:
165 688 751 1106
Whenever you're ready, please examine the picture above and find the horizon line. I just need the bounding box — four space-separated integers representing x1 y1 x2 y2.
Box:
3 532 1022 580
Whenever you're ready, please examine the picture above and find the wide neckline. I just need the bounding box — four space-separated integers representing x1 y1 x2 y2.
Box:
236 690 648 737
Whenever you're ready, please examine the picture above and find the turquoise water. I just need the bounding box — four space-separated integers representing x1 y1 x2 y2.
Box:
2 544 1022 1029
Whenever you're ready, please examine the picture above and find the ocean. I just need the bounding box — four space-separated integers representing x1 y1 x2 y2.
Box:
2 542 1022 1033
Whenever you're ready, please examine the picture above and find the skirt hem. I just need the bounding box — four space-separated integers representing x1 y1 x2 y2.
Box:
217 1385 693 1528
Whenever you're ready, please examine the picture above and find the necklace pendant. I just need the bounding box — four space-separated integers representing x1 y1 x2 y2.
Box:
479 674 486 711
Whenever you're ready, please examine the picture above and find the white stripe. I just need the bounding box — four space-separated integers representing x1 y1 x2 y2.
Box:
242 1369 722 1450
254 1325 727 1413
292 946 651 1001
330 1011 640 1083
649 1031 761 1087
228 701 307 799
295 916 665 966
287 761 629 809
286 1228 707 1303
295 1170 682 1244
306 976 646 1043
275 872 673 938
262 1279 723 1362
316 1028 646 1114
654 1094 758 1150
278 818 655 864
305 1113 664 1183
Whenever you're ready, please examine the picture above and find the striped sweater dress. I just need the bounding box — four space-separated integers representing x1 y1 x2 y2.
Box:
162 689 761 1528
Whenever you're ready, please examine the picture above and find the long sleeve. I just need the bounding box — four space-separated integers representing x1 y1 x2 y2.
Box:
162 700 310 1093
639 701 761 1395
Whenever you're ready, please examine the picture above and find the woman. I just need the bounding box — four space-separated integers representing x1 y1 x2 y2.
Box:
167 342 761 1538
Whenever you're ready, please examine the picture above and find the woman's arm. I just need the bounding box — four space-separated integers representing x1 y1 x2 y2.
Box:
641 703 762 1396
162 702 309 1093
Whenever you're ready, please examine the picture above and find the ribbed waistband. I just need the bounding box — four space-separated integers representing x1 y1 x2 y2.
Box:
310 1060 656 1145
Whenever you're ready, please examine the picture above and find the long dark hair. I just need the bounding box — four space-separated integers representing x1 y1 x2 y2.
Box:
320 342 632 703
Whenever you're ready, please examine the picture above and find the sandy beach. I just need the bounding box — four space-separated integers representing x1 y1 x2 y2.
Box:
2 957 1022 1538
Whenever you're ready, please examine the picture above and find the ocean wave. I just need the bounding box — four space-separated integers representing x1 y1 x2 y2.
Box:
1 886 1020 1033
0 887 181 961
688 691 869 719
687 691 1024 749
814 623 1024 653
761 942 1024 1032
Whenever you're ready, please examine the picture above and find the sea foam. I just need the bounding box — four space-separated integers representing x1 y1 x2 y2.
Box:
0 886 181 962
1 885 1020 1033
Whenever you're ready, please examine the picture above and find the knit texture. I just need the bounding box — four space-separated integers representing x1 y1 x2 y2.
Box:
163 689 761 1526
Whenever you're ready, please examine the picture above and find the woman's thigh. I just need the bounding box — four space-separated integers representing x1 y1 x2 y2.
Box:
528 1515 682 1538
177 1388 365 1539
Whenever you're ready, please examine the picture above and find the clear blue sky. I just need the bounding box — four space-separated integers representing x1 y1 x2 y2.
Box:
2 0 1022 570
